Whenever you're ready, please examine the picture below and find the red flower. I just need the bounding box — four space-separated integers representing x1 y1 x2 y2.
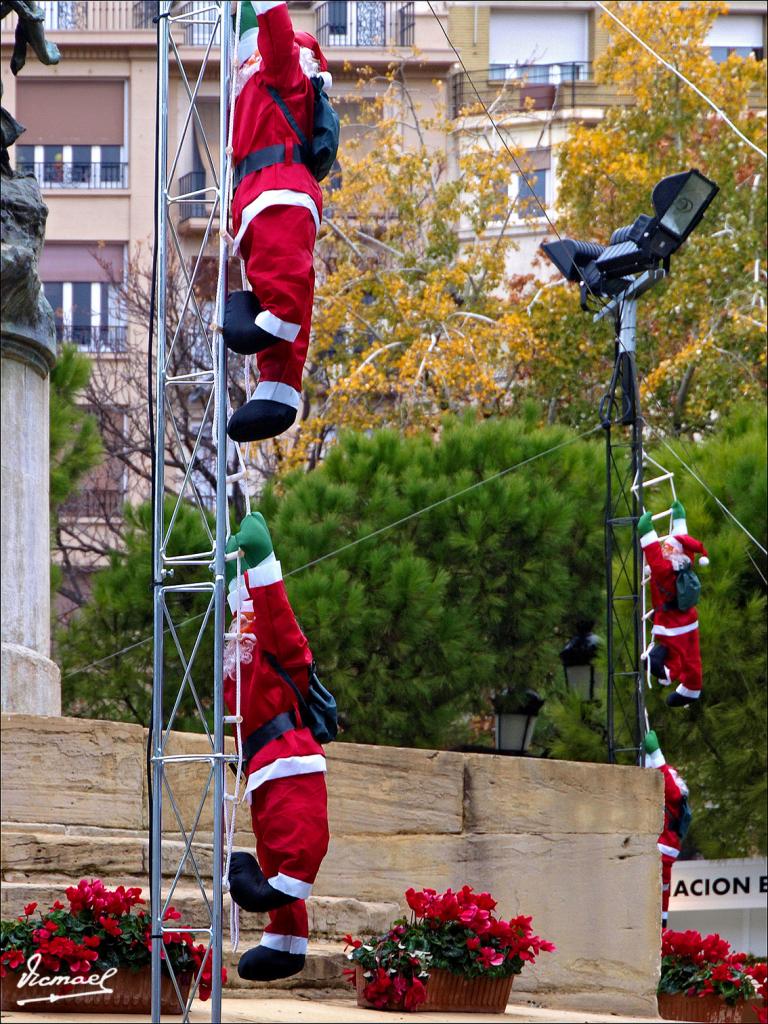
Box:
478 946 505 969
405 887 435 917
99 915 122 937
82 935 101 949
711 964 735 983
466 936 481 951
404 977 427 1010
1 950 25 971
51 900 64 911
23 902 37 916
342 933 362 950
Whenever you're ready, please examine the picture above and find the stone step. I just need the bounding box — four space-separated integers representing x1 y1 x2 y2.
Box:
0 879 397 943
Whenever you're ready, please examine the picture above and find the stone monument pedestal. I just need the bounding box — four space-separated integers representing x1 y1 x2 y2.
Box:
1 170 60 715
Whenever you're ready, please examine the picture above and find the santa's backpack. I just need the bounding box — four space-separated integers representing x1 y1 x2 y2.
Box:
673 793 693 839
659 565 701 612
674 566 701 612
265 652 338 745
267 78 340 182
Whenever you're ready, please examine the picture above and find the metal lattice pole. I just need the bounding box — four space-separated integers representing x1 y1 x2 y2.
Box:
596 269 665 765
151 4 231 1020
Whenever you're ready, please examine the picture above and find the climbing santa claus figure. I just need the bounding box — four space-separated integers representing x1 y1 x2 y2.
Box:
223 511 335 981
223 0 338 443
638 499 709 707
643 730 692 929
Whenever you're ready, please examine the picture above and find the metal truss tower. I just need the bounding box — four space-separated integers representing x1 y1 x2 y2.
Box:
595 269 665 765
151 3 232 1020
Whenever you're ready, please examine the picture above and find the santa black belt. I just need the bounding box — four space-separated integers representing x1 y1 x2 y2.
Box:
233 145 310 193
235 710 298 774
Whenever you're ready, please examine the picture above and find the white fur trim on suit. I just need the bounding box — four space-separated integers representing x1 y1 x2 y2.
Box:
645 748 666 769
268 872 313 900
640 530 658 548
245 555 282 589
652 621 699 638
675 684 701 700
658 842 681 859
234 190 320 251
259 932 308 955
244 755 327 799
250 1 286 14
227 584 253 615
253 380 302 409
255 309 301 343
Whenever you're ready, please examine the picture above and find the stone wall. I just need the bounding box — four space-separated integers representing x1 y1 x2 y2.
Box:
1 713 662 1015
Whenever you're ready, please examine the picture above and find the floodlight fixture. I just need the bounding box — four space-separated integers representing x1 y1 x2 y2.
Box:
540 169 718 300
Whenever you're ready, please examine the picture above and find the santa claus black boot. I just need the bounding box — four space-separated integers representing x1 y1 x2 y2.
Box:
227 400 297 442
237 945 306 982
228 852 297 913
223 291 281 355
667 690 698 708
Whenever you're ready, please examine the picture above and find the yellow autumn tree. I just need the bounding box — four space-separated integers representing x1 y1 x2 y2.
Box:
263 68 538 472
531 0 767 432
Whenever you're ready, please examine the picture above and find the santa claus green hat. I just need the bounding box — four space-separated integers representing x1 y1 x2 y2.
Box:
643 730 666 769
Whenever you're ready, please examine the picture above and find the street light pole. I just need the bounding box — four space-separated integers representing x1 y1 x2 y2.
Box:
595 269 665 764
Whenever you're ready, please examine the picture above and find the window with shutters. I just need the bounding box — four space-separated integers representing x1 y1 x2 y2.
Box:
488 9 590 83
13 79 128 188
40 244 127 352
706 13 765 63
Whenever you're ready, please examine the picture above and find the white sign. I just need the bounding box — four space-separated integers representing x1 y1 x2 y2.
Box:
669 857 768 912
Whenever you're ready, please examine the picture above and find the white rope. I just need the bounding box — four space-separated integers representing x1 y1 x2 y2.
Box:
595 1 767 161
244 354 254 403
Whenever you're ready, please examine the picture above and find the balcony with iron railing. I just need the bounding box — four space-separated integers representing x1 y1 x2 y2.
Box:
32 1 218 42
60 486 124 519
176 170 212 224
35 0 156 32
316 1 414 49
450 62 619 119
56 324 128 353
19 161 129 190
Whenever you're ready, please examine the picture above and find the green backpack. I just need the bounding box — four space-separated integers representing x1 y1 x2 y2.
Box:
674 566 701 612
659 565 701 612
267 78 340 183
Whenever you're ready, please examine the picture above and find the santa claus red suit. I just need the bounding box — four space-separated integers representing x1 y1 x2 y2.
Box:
639 501 709 707
223 513 329 982
224 0 332 443
644 731 691 928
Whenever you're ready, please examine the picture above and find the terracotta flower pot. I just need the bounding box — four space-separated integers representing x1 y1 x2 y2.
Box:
356 965 515 1014
658 992 763 1023
0 965 192 1015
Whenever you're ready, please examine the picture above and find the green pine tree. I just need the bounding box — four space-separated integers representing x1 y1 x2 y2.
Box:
646 405 767 857
59 499 216 729
50 344 103 518
544 403 767 856
258 409 606 748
